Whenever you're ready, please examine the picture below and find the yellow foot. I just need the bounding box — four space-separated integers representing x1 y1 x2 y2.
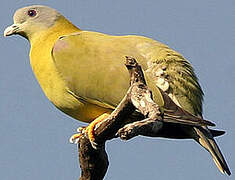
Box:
69 113 110 148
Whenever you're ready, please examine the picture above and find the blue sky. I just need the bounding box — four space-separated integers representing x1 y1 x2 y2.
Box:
1 0 234 179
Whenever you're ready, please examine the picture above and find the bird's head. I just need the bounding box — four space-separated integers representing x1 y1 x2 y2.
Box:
4 5 67 40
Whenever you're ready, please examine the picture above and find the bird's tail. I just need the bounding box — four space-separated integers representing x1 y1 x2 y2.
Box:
193 126 231 175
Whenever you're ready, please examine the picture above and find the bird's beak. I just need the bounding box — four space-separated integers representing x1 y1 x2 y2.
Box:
4 23 21 37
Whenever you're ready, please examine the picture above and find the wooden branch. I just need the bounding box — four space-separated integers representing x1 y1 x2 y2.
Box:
78 57 140 180
78 136 108 180
77 56 214 180
78 56 156 180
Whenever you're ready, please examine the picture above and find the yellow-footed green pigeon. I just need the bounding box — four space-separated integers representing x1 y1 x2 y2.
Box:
4 5 230 175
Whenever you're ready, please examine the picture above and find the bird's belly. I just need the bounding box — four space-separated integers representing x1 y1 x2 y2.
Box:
55 91 113 123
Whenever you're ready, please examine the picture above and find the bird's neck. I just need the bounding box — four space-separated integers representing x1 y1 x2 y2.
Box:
29 16 81 47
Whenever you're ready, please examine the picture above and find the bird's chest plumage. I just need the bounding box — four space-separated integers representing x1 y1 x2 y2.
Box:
29 42 110 122
30 44 77 108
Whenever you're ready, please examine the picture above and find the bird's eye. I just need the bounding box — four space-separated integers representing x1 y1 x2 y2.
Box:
27 9 37 17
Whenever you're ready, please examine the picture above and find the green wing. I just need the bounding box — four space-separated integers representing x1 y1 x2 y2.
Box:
51 31 209 126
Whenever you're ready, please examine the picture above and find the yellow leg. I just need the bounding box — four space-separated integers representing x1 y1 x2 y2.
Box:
70 113 110 146
85 113 110 143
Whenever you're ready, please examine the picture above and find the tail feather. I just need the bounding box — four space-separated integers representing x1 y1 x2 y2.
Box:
194 127 231 175
210 129 225 137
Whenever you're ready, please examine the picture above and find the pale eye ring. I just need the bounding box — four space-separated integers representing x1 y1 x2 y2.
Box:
27 9 37 17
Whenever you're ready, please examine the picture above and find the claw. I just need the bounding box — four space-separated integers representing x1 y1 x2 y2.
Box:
69 113 110 148
77 127 86 133
69 132 83 144
85 113 110 149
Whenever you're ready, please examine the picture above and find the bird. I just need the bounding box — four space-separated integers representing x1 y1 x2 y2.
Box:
4 5 230 175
